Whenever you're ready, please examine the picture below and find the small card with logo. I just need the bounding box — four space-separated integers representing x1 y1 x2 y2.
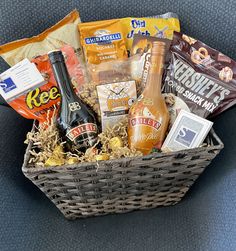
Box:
97 80 137 131
0 59 45 102
161 110 213 152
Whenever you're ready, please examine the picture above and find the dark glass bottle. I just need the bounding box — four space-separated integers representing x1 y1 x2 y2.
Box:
48 50 98 152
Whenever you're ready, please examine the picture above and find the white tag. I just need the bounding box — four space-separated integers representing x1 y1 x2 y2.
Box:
0 59 45 102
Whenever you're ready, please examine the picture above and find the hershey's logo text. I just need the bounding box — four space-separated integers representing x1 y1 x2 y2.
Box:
169 58 230 105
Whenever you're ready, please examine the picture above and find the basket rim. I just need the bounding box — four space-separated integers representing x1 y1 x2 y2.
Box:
22 127 224 174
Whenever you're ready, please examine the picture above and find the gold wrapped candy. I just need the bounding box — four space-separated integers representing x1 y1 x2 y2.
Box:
95 154 109 161
66 157 78 165
109 136 124 151
45 157 64 167
53 145 64 157
85 147 98 156
45 145 65 167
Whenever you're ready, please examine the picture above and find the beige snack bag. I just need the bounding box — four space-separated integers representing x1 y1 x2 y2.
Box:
0 10 83 66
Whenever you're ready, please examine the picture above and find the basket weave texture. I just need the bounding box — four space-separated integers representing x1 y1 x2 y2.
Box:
22 129 223 219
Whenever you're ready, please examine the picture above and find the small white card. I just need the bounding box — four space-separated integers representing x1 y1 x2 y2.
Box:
162 110 213 152
0 59 45 102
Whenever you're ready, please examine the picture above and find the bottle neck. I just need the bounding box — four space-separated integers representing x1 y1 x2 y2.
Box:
51 60 78 102
144 53 165 95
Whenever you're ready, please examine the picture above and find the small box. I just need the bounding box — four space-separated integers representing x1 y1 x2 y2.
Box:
162 110 213 152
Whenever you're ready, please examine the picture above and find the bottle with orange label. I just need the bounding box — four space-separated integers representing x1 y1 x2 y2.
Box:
128 41 169 155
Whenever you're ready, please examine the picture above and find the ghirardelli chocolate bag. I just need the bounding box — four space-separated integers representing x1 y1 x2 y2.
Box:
162 32 236 119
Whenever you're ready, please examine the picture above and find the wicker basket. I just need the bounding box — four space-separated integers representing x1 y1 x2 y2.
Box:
22 128 223 219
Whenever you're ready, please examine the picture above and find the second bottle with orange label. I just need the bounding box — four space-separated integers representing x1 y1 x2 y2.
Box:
128 41 169 155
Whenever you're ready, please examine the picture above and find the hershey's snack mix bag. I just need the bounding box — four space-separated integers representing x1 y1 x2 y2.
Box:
162 32 236 118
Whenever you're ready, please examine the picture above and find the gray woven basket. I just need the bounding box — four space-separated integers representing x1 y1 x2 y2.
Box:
22 129 223 220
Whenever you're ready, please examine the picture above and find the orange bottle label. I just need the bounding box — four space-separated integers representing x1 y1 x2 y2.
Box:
128 97 168 154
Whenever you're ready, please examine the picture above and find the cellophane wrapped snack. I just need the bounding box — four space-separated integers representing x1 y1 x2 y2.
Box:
162 32 236 119
79 57 140 121
77 13 180 121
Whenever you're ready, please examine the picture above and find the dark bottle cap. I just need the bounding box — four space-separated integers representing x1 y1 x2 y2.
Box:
48 50 65 64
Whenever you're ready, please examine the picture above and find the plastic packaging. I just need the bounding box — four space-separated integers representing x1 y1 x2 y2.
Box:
163 32 236 118
0 10 83 66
